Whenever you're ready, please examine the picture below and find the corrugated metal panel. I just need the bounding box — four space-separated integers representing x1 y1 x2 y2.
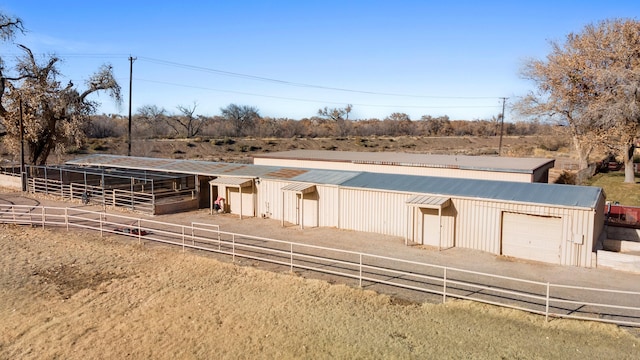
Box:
290 169 361 185
209 177 253 187
68 155 599 210
341 172 602 209
281 183 316 194
67 155 361 184
254 158 535 183
339 188 409 237
257 180 288 220
406 194 450 209
317 186 339 228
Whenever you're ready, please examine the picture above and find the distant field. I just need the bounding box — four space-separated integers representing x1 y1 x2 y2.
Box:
583 171 640 206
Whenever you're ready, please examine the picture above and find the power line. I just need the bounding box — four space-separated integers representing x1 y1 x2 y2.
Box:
3 52 506 114
134 78 502 110
3 52 505 102
137 56 501 100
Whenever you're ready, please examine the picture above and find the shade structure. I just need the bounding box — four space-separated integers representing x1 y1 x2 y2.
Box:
209 177 254 218
405 194 450 209
281 183 317 229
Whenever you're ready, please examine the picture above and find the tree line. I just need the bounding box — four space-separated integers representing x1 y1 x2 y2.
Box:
87 104 553 140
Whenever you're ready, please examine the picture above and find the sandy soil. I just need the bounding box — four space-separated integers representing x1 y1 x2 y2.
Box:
1 224 638 359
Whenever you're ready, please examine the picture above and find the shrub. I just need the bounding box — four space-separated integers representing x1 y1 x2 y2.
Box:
555 171 576 184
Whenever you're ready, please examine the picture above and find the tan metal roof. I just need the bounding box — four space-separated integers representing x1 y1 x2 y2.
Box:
209 177 253 187
281 183 316 194
254 150 555 173
405 194 451 209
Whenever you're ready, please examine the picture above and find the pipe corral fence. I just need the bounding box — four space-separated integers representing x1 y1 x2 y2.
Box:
0 204 638 328
17 164 199 215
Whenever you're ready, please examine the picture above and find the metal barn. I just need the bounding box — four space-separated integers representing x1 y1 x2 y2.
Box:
253 150 556 183
335 173 605 268
59 155 603 268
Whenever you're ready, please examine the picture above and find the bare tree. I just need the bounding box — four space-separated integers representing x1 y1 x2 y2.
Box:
419 115 451 136
517 19 640 181
220 104 260 137
317 104 352 136
384 112 413 135
85 114 124 138
0 13 23 41
1 45 121 165
0 13 25 123
164 102 207 138
136 104 169 138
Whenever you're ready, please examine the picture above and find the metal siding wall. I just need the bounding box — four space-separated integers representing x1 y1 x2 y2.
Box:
257 180 288 220
256 177 598 268
592 194 606 248
339 188 408 237
258 181 339 227
452 198 595 267
441 205 456 248
455 199 502 253
283 190 299 225
317 186 339 227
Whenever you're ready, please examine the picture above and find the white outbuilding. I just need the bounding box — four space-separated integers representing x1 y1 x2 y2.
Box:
64 155 605 268
253 150 556 183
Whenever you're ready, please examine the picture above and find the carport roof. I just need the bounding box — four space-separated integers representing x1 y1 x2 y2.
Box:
209 177 253 187
67 154 360 185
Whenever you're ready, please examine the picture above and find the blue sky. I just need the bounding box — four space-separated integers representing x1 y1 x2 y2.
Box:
1 1 638 120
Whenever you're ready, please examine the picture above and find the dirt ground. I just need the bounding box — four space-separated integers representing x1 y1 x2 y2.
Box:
1 216 639 359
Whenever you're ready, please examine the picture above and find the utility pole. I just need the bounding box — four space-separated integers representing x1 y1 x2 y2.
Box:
498 97 508 156
128 56 136 156
19 97 26 191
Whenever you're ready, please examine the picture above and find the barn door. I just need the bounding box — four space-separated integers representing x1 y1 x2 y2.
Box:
502 212 562 264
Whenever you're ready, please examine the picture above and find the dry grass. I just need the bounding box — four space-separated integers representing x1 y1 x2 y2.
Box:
1 225 638 359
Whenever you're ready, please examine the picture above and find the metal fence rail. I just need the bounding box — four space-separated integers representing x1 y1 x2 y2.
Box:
28 178 155 214
1 204 638 328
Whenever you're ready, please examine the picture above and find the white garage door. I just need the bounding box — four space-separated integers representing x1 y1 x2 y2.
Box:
502 212 562 264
